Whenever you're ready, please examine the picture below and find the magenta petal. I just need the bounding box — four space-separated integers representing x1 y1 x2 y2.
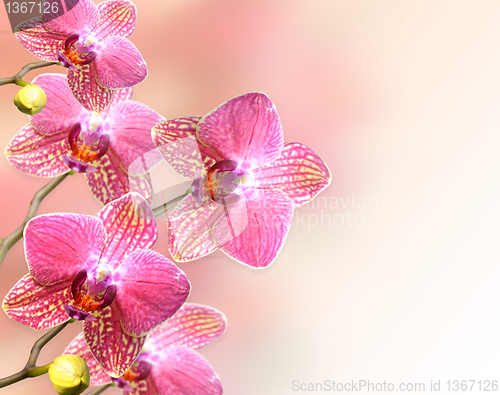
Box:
93 0 137 40
5 124 70 177
25 214 107 285
215 188 294 268
15 17 65 61
148 304 226 351
197 92 284 170
252 142 332 208
168 195 224 262
64 332 112 386
2 275 72 330
94 37 147 89
85 150 153 205
67 64 114 113
84 307 146 377
113 249 190 337
105 100 164 176
30 74 88 136
97 193 157 268
43 0 98 36
149 346 223 395
101 87 134 116
152 117 218 178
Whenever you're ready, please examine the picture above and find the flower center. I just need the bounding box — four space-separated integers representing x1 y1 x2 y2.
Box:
121 359 153 382
191 160 247 205
68 122 109 164
63 267 117 321
56 34 97 70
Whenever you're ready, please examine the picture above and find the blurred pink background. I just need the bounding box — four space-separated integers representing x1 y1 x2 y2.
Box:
2 1 500 394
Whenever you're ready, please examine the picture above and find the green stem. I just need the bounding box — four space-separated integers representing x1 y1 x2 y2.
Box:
0 172 73 267
152 189 190 217
0 61 59 86
26 363 51 378
0 320 74 388
14 78 29 87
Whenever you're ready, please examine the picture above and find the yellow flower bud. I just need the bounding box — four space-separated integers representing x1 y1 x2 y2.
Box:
13 83 47 115
48 355 90 395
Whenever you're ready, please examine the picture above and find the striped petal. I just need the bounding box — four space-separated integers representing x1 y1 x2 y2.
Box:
152 117 218 179
97 193 157 268
24 214 106 285
148 346 222 395
84 306 146 377
64 332 112 386
67 64 114 113
15 17 64 61
43 0 98 36
106 100 164 176
252 142 332 207
2 274 72 330
101 87 134 116
93 0 137 40
85 150 154 205
113 249 190 337
148 304 226 351
215 188 294 268
167 195 224 262
94 36 147 89
5 124 70 177
30 73 88 137
197 92 283 171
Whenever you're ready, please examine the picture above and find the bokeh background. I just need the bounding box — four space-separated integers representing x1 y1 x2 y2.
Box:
2 1 500 394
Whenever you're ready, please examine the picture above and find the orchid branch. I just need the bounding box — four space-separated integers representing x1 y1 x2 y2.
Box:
0 172 73 266
0 320 74 388
0 61 59 86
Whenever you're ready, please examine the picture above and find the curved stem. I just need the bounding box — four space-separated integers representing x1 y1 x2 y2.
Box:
0 172 72 266
0 320 74 388
0 61 59 86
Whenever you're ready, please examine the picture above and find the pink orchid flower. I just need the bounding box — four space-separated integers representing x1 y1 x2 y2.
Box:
2 193 191 377
152 92 331 268
5 73 163 205
16 0 147 113
65 303 225 394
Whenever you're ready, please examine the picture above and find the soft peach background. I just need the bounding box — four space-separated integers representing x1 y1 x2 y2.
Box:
1 1 500 394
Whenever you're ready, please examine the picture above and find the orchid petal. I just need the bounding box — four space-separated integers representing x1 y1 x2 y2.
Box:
105 100 164 176
97 193 157 268
101 87 134 116
67 64 114 113
149 346 223 395
24 213 107 285
215 188 294 268
84 306 146 377
148 304 226 351
85 150 153 205
168 195 224 262
94 37 147 89
93 0 137 40
2 274 72 330
43 0 99 36
152 117 218 179
15 17 64 61
5 124 69 177
64 332 112 386
113 249 190 337
252 142 332 207
30 74 88 136
197 92 283 170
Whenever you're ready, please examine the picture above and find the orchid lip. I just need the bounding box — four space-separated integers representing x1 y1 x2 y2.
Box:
55 51 77 71
80 51 97 65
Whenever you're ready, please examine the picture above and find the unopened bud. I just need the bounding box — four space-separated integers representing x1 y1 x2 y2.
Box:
13 83 47 115
48 355 90 395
